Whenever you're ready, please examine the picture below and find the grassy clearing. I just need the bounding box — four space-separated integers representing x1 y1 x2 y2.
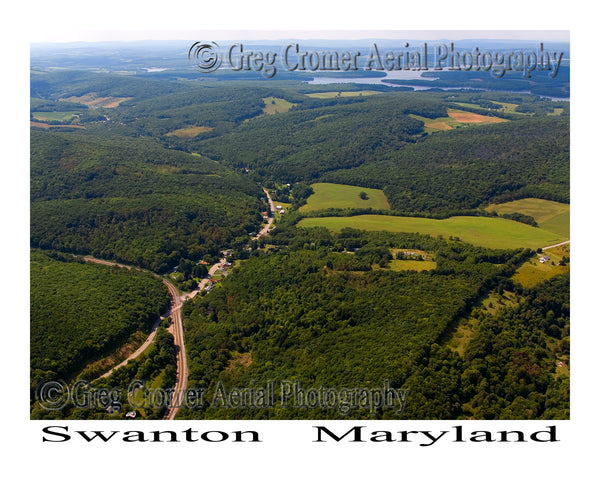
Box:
30 121 84 129
262 97 295 114
410 108 506 133
386 259 437 272
300 183 390 212
447 291 520 356
490 101 531 114
32 111 79 122
485 198 570 237
226 352 253 372
166 125 213 138
447 109 507 124
305 90 381 99
409 114 459 133
299 214 566 250
61 94 132 108
512 243 570 288
272 200 291 221
452 102 482 109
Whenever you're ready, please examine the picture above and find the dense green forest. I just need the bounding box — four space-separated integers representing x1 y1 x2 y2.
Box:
30 321 178 420
30 56 569 420
323 116 569 212
175 225 567 419
30 130 265 272
30 249 171 389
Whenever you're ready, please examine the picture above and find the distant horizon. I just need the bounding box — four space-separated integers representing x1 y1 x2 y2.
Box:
29 30 570 45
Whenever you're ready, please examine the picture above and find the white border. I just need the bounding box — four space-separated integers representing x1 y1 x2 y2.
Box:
4 0 596 476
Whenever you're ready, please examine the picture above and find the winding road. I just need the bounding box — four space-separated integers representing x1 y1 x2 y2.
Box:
162 279 188 420
82 188 275 419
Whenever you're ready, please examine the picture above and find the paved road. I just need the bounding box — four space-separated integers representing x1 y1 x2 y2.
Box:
162 279 188 420
82 188 277 419
255 188 275 239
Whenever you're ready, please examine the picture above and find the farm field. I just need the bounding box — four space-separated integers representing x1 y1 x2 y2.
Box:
300 183 390 212
30 120 84 129
512 243 570 288
386 259 437 272
447 109 507 124
31 111 79 122
485 198 570 237
454 101 529 115
409 108 507 133
60 94 132 108
166 125 213 138
299 214 566 250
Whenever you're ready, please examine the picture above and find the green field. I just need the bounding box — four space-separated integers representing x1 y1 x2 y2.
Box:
485 198 570 237
299 214 566 250
386 259 437 272
262 97 296 114
300 183 390 212
512 243 570 287
166 125 213 138
32 111 79 122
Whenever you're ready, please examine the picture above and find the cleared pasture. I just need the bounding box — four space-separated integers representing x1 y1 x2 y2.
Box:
485 198 570 237
299 214 566 250
300 183 391 212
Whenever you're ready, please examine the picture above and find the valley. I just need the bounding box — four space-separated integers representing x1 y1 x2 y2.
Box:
30 40 570 420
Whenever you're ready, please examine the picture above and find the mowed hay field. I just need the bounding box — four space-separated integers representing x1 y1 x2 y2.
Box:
485 198 570 237
410 109 506 133
60 94 132 108
31 111 80 122
167 126 214 138
447 109 507 124
299 215 566 250
300 183 391 212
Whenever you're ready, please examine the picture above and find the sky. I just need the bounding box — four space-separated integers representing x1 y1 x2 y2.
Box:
30 29 570 44
24 0 574 43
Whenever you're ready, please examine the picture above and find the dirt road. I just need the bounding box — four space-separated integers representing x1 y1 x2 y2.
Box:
82 257 173 379
542 240 570 251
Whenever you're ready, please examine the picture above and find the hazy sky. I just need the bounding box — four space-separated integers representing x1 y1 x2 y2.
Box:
31 30 569 44
25 0 572 44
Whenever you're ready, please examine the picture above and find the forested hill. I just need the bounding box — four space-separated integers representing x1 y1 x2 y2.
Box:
323 116 570 212
196 93 443 180
30 70 190 101
30 130 265 272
